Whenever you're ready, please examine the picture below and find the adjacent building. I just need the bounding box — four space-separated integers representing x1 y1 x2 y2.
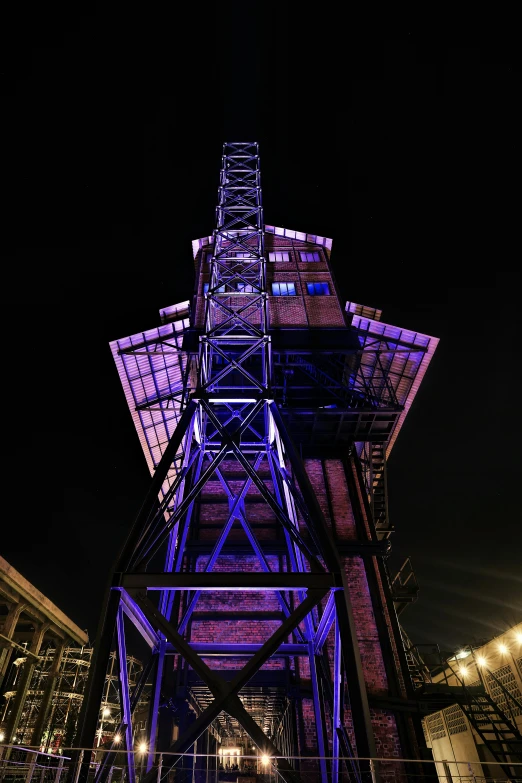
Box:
423 624 522 782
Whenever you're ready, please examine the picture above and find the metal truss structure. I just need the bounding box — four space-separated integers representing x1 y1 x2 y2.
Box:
0 647 148 753
72 143 438 783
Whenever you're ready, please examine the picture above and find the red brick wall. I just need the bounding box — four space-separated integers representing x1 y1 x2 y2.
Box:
305 457 404 759
193 235 345 328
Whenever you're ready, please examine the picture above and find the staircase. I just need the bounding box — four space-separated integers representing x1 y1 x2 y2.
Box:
411 647 522 776
461 691 522 773
399 627 432 689
369 442 389 537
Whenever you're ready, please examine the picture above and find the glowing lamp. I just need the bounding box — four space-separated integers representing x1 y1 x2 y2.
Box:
515 633 522 644
0 732 4 741
477 656 487 667
261 755 270 765
459 666 468 677
138 742 147 754
498 643 508 655
102 707 111 717
114 734 121 744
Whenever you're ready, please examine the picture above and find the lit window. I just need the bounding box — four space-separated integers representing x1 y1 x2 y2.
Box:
299 251 321 262
306 282 330 295
203 283 225 293
236 283 257 293
269 252 290 262
272 282 296 296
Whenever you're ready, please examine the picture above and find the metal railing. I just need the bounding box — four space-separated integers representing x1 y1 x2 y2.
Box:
1 747 521 783
0 746 68 783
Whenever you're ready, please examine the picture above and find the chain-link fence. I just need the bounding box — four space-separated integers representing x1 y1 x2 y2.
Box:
1 747 521 783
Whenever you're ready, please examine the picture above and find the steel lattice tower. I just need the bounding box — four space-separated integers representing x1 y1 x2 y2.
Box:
74 143 439 783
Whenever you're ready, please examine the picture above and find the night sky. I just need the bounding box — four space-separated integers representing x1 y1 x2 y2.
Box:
4 9 521 653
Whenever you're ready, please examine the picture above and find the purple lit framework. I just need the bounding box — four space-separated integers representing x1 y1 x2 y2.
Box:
73 144 439 783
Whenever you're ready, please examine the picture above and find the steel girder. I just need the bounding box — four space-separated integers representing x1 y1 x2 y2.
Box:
72 143 380 783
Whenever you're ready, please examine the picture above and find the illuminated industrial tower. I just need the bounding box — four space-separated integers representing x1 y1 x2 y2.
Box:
74 143 439 783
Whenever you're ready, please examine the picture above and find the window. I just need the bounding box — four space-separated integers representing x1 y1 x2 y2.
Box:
205 252 214 264
269 252 290 262
306 282 330 295
203 283 225 293
299 251 322 263
204 282 257 294
272 282 296 296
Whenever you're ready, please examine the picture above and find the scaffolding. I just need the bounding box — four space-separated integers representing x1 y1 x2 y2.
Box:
0 647 149 753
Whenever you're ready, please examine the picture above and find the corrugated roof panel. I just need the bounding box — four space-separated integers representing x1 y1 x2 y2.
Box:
110 318 192 497
349 310 438 454
192 227 334 252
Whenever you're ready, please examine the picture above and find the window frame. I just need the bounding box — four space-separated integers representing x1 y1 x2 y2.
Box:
271 282 297 297
306 282 330 296
268 251 291 263
299 250 322 263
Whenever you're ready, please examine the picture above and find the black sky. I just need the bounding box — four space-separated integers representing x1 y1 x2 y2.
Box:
4 8 521 652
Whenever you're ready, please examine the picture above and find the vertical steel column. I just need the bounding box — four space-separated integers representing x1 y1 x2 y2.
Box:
145 640 166 772
74 590 121 780
116 606 136 783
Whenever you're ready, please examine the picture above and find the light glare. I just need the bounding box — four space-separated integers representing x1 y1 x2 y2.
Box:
139 742 147 754
102 707 111 717
261 755 270 765
515 633 522 644
498 643 508 654
114 734 121 744
477 656 487 667
459 666 468 677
